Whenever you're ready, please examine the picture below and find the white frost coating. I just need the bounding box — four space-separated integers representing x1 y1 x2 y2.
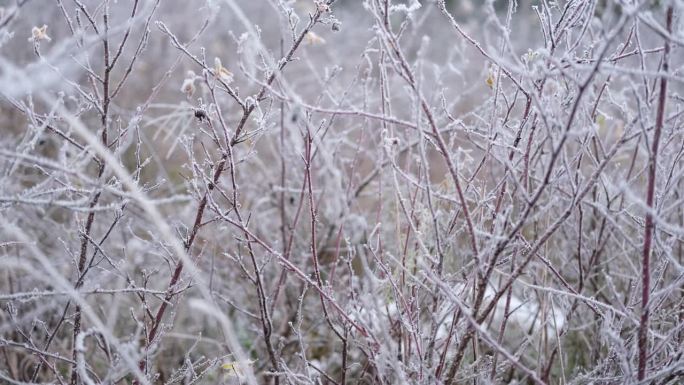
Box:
1 1 681 383
390 0 421 14
435 283 567 345
75 330 98 385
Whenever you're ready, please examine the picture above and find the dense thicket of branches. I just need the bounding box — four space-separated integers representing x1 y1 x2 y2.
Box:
1 0 683 384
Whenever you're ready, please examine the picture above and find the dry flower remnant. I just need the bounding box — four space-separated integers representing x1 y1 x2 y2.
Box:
315 1 331 13
304 31 326 45
181 70 198 98
485 67 495 89
221 359 258 380
28 24 51 43
213 57 234 83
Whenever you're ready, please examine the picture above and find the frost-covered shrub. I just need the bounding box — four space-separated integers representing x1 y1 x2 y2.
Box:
1 1 683 384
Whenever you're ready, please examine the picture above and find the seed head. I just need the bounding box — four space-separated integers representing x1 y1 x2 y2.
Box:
305 31 326 46
213 58 234 83
29 25 51 43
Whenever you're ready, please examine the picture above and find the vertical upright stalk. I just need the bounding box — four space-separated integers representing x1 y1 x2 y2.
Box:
71 3 111 384
638 6 673 381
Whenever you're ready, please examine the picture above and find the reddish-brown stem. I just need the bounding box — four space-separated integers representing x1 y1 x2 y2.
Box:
70 4 112 383
136 11 323 381
638 6 673 381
